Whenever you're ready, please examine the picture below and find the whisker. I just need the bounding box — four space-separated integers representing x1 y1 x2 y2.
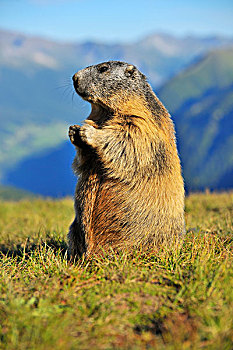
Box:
63 86 73 96
54 84 71 90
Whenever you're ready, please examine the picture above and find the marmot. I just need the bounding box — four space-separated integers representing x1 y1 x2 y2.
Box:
68 61 185 258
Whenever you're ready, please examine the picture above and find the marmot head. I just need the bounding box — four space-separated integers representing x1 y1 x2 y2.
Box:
72 61 158 119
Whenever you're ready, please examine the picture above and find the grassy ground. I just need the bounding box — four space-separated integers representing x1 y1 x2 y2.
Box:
0 192 232 349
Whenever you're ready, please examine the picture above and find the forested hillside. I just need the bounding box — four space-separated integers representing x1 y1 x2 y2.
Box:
159 49 233 191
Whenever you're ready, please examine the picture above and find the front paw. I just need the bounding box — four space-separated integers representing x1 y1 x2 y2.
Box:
79 123 97 147
69 125 81 146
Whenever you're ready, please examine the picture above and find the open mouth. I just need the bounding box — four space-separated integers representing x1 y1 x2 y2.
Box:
74 87 110 112
73 84 112 122
87 102 111 123
73 86 109 122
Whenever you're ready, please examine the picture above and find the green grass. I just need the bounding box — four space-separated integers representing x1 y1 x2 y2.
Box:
0 192 232 349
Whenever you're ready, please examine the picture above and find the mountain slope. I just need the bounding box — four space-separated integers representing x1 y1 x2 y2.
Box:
4 142 76 197
0 64 89 180
2 30 233 86
1 30 233 195
159 49 233 191
0 185 35 201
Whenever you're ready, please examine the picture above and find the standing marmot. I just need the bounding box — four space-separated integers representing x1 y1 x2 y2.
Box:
68 61 185 258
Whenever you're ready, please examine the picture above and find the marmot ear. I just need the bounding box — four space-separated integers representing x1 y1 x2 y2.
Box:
125 64 135 77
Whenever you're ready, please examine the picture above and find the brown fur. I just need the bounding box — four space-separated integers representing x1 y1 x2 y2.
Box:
68 61 185 259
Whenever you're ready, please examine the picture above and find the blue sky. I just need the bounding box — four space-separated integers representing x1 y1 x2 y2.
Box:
1 0 233 42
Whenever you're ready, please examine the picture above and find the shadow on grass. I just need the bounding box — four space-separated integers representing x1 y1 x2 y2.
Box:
134 311 197 341
134 317 165 336
0 235 68 260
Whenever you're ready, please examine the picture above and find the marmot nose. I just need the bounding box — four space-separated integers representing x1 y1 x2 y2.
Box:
72 73 79 85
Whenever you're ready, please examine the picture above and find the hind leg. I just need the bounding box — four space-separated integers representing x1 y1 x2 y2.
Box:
68 217 86 260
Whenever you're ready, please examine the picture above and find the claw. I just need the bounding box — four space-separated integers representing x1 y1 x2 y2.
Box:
68 125 81 145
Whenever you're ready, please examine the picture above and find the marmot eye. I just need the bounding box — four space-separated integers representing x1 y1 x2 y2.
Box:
98 65 109 73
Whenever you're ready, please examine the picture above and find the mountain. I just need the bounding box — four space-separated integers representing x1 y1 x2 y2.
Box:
0 185 35 201
4 48 233 195
1 29 233 195
4 142 76 197
1 30 233 85
159 48 233 191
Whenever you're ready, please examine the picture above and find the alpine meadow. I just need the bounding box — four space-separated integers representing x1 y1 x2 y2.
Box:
0 192 232 349
1 10 233 349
